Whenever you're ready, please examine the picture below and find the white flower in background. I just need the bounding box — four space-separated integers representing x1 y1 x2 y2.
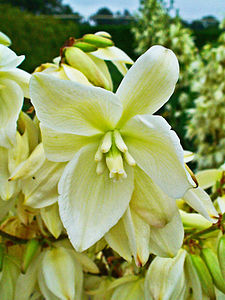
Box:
30 45 195 252
0 45 30 148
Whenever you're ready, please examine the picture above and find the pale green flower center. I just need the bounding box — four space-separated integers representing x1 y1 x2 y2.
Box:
94 130 136 181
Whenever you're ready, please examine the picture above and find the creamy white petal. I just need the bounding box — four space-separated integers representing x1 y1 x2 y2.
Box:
41 125 95 162
61 63 92 85
40 203 63 238
111 278 144 300
58 143 134 251
87 54 113 91
23 160 66 209
0 44 24 69
90 46 134 64
112 61 128 76
144 249 186 300
9 143 45 181
149 209 184 258
122 114 194 198
0 69 31 98
183 187 219 222
0 79 23 148
30 73 122 136
123 207 151 266
42 247 76 300
196 169 222 189
116 45 179 125
131 166 177 227
105 218 132 262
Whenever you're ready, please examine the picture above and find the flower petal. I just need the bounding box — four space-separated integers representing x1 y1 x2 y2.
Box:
149 209 184 258
131 166 177 227
116 45 179 125
144 249 186 300
112 61 128 76
40 203 63 239
196 169 222 189
87 54 113 91
61 63 92 85
123 207 151 266
183 187 219 222
58 143 134 251
42 247 76 300
90 46 134 64
122 114 194 198
30 73 122 136
0 45 24 69
23 160 66 209
41 124 95 162
105 218 132 262
0 69 31 98
0 79 23 148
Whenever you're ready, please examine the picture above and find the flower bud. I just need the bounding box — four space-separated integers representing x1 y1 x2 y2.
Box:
201 248 225 294
65 47 111 90
74 41 98 52
83 34 114 48
190 254 215 299
217 234 225 280
21 239 40 274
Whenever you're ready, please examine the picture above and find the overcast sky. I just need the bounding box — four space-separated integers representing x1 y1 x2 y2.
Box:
64 0 225 21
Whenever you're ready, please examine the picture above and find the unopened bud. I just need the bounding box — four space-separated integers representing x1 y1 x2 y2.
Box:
95 31 112 39
21 239 40 274
218 235 225 280
83 34 114 48
65 47 111 89
74 41 98 52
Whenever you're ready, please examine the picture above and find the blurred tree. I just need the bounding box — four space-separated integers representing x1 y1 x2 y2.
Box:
132 0 201 148
186 20 225 169
0 0 75 15
90 7 114 25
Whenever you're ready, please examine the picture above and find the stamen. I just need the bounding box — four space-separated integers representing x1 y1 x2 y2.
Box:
124 151 136 166
96 161 105 175
94 145 103 162
100 131 112 153
114 130 128 152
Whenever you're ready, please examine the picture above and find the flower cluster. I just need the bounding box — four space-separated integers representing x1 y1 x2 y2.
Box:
0 30 224 300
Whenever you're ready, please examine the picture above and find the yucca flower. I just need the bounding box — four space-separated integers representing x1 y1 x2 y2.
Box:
0 45 30 148
30 45 195 251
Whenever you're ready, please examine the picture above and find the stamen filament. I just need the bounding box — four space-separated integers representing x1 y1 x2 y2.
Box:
96 161 105 175
114 130 128 153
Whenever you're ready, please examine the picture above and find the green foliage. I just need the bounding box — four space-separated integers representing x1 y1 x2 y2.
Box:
132 0 201 148
0 5 79 72
186 27 225 169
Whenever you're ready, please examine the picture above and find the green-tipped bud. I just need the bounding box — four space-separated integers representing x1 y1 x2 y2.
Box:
95 31 112 39
190 254 216 299
21 239 40 274
74 41 98 52
201 248 225 294
0 244 4 272
83 34 114 48
65 47 111 89
217 235 225 280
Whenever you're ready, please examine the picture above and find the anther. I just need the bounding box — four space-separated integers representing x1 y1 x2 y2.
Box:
94 145 103 162
100 131 112 153
124 151 136 166
96 161 105 175
114 130 128 153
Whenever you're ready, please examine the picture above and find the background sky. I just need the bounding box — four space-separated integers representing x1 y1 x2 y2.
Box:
64 0 225 21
